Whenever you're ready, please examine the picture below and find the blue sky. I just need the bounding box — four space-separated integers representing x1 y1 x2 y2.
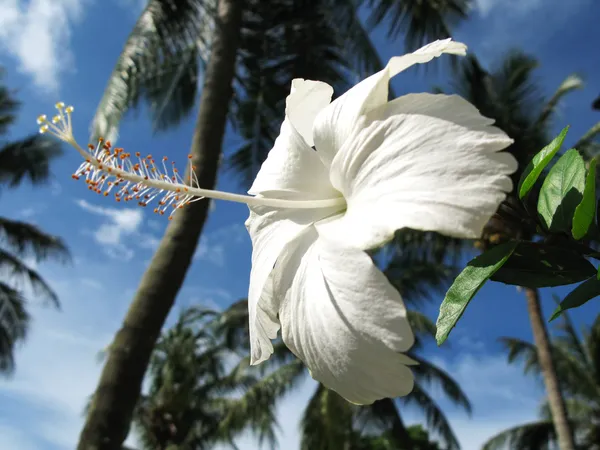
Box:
0 0 599 449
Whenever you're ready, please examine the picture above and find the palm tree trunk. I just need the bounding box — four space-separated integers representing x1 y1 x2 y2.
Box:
524 287 576 450
76 1 243 448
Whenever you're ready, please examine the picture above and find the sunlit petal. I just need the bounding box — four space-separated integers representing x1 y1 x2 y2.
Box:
246 201 342 364
249 80 336 197
313 39 466 167
276 227 416 404
287 79 333 147
319 94 516 250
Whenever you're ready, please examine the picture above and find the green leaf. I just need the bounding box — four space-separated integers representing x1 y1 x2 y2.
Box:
537 149 586 232
518 126 569 199
491 242 596 287
436 241 517 345
572 159 597 239
549 276 600 321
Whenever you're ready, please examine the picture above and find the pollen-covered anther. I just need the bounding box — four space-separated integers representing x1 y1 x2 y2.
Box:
36 102 75 142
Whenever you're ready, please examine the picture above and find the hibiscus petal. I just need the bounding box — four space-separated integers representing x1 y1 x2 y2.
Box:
313 39 466 167
246 80 342 364
276 227 416 404
249 79 335 197
319 95 517 250
246 205 339 364
287 79 333 147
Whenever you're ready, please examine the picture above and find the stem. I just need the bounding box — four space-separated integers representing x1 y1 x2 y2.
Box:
70 141 345 210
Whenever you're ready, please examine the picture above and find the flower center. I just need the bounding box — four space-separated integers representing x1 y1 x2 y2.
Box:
37 103 346 218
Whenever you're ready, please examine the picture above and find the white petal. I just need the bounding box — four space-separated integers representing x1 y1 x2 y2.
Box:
246 204 341 364
249 79 335 197
287 79 333 147
275 227 416 404
319 94 517 250
313 39 466 167
245 80 342 357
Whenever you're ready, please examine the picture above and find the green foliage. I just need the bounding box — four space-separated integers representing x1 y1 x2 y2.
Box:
538 149 586 233
518 126 569 199
436 241 517 345
572 158 597 240
550 277 600 321
490 242 595 288
437 124 600 334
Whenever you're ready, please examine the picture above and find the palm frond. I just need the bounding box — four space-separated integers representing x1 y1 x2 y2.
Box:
0 281 29 375
323 0 385 76
406 310 437 339
482 420 556 450
366 0 470 50
0 248 58 306
574 121 600 159
0 217 70 263
229 0 352 187
553 307 591 370
0 135 62 188
535 74 583 129
539 398 594 422
409 354 472 415
500 336 543 375
220 359 306 449
90 0 215 141
402 383 461 450
354 398 412 447
586 314 600 386
213 298 251 352
300 385 355 450
0 69 19 136
501 333 598 402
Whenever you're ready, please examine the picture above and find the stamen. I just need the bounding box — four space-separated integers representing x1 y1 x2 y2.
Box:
37 103 346 218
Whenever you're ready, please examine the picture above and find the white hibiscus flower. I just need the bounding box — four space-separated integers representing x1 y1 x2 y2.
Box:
245 39 516 404
38 39 516 405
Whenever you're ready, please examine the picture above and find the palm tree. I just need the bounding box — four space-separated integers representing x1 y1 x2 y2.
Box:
216 298 470 450
357 425 444 450
482 310 600 450
440 51 600 450
79 1 472 448
0 69 69 375
131 306 267 450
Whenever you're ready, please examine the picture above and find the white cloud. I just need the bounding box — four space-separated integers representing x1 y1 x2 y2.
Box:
76 199 144 260
17 207 38 219
475 0 542 17
0 424 39 450
0 0 89 92
193 223 247 267
194 238 226 266
0 265 142 450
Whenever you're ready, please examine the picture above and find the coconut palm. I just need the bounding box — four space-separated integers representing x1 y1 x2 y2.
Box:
482 310 600 450
131 306 273 450
439 51 600 450
0 69 69 375
80 1 473 448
